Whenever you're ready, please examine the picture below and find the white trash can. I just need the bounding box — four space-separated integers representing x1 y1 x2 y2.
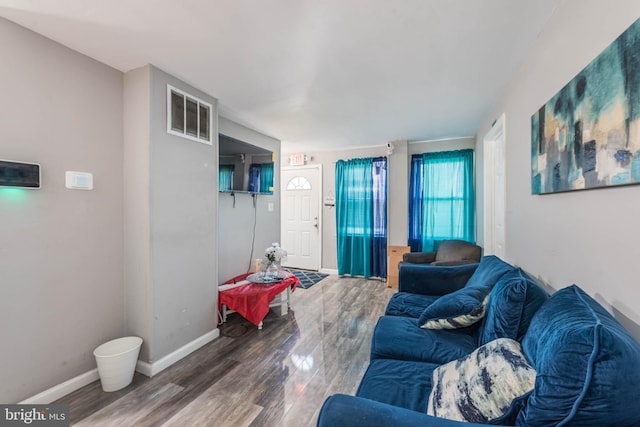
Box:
93 336 143 392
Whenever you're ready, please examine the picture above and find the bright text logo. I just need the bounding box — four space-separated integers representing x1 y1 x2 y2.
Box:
0 405 68 426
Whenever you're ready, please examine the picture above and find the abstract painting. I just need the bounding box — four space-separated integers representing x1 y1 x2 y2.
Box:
532 18 640 194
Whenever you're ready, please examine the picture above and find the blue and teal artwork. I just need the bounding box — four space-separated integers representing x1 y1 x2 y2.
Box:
532 18 640 194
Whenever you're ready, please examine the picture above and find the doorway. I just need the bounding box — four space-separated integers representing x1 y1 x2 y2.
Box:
483 113 506 258
281 165 322 270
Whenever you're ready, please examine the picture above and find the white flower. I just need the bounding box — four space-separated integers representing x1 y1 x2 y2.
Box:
265 242 287 262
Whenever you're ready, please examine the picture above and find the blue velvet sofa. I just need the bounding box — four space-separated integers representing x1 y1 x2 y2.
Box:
317 256 640 426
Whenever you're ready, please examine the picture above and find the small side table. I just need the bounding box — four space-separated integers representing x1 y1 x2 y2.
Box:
387 245 410 290
219 272 299 329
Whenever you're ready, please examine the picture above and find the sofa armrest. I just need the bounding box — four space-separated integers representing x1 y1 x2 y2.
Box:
398 262 478 295
317 394 488 427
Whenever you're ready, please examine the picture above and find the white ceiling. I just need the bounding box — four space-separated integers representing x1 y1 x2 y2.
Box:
0 0 559 151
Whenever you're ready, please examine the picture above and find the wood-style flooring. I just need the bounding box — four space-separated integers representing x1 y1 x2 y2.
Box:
56 275 394 426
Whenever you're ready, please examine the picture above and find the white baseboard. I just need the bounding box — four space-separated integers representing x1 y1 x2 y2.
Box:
19 328 220 404
19 369 99 404
320 268 338 275
136 328 220 377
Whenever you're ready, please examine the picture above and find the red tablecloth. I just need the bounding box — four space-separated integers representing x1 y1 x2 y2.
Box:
219 272 299 326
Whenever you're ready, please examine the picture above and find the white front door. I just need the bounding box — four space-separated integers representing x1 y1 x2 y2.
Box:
281 166 321 270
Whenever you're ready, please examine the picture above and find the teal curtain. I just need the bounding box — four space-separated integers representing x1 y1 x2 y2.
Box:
248 163 274 193
370 158 388 277
408 155 424 251
420 149 475 251
336 158 373 277
248 164 260 192
260 163 274 193
335 157 387 278
218 164 234 191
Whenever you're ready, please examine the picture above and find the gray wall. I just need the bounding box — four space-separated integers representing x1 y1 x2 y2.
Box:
475 0 640 338
0 18 124 402
286 137 475 271
409 138 475 155
149 66 218 361
124 66 152 360
124 65 219 363
218 117 281 284
388 140 409 247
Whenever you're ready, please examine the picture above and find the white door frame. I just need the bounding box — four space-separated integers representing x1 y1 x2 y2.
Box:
483 113 506 258
281 164 323 270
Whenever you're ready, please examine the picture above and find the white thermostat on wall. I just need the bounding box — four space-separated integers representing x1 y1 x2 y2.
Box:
65 171 93 190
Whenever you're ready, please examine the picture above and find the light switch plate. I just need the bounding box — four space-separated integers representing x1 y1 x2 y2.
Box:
65 171 93 190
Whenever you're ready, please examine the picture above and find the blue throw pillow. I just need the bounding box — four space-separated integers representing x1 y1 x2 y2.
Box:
519 285 640 426
478 268 549 346
418 255 514 329
419 289 489 329
464 255 514 289
427 338 537 423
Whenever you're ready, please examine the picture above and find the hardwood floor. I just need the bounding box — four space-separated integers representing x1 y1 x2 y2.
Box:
56 275 394 426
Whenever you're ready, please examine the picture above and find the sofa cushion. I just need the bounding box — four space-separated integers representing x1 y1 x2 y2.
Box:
519 285 640 426
371 315 477 364
357 358 440 412
427 338 536 424
478 268 549 346
385 292 440 318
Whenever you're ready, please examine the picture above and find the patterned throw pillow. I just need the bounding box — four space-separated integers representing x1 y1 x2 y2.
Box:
419 294 489 329
427 338 536 423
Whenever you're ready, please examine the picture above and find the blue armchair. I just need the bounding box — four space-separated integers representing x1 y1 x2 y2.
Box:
402 240 481 266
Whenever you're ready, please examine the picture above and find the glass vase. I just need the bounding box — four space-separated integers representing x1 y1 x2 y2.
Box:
264 260 280 279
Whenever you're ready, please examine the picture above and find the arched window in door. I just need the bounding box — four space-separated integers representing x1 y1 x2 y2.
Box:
287 176 311 190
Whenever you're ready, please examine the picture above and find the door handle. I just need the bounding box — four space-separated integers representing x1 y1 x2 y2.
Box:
314 217 318 228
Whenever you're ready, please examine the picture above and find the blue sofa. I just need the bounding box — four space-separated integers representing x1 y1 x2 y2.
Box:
317 256 640 426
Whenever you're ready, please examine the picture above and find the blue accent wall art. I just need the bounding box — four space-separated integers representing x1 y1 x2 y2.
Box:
531 18 640 194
